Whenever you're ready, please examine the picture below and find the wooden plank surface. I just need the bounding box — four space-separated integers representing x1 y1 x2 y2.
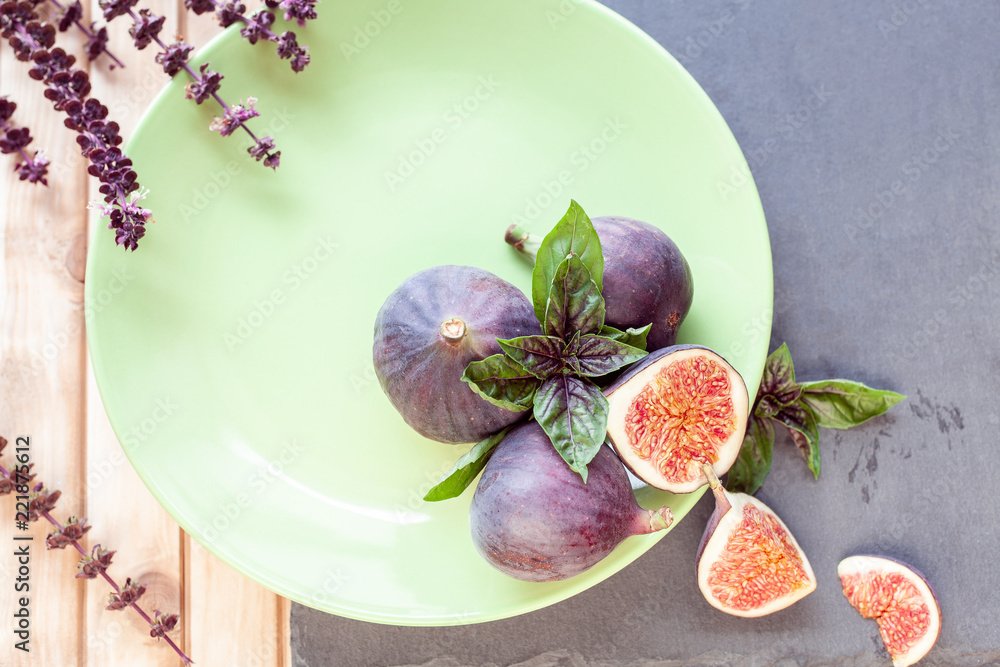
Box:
1 0 291 663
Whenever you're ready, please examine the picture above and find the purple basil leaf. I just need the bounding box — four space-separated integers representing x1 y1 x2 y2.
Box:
532 374 609 481
462 354 539 412
598 323 651 351
543 254 605 340
758 342 800 405
496 335 565 379
531 200 604 325
775 401 821 478
571 334 646 377
727 415 774 495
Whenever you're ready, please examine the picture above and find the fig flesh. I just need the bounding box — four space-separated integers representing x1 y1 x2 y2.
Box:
838 555 941 667
469 421 673 582
373 265 540 444
604 345 749 493
696 465 816 617
507 215 694 350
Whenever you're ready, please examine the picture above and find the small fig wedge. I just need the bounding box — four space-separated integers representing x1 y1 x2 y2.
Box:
696 466 816 617
373 265 540 444
838 555 941 667
604 345 749 492
470 421 673 582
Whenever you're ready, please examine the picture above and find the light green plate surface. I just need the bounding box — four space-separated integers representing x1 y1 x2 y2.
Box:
86 0 772 626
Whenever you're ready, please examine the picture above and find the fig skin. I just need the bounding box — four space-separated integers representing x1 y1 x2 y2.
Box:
470 421 673 582
591 216 694 351
604 345 750 493
373 265 540 444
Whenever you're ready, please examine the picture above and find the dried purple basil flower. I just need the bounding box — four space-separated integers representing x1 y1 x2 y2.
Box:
107 577 147 609
28 486 61 520
155 39 194 76
55 0 82 31
217 0 245 27
184 62 223 104
150 611 180 638
129 8 164 50
99 0 139 22
76 544 116 579
278 0 316 27
209 96 260 137
47 515 92 549
184 0 215 15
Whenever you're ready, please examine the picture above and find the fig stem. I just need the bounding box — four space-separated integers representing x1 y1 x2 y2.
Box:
439 318 467 346
701 463 732 515
646 505 674 533
505 224 541 260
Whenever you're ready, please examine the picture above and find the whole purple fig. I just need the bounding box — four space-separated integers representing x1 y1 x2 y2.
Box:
373 265 540 444
507 215 694 350
470 421 673 582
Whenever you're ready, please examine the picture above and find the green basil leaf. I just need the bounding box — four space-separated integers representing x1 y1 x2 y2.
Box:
572 334 647 377
462 354 539 412
798 379 906 430
727 416 774 495
775 401 821 478
543 255 605 339
758 342 800 405
423 426 513 501
497 335 565 379
533 374 609 481
531 200 604 325
599 324 651 351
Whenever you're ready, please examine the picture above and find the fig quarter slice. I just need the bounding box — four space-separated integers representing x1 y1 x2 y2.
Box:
696 465 817 617
604 345 749 493
838 555 941 667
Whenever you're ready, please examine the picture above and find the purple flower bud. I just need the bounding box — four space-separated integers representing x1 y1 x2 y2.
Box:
129 8 165 50
155 40 194 76
184 63 223 104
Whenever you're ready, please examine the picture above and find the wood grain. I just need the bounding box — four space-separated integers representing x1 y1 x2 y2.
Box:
1 0 291 663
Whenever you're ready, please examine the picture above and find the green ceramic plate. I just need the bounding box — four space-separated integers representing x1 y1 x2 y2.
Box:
86 0 772 625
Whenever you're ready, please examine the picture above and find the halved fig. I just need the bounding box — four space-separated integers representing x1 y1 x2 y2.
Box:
838 555 941 667
373 265 540 444
604 345 749 492
696 465 817 617
470 421 673 582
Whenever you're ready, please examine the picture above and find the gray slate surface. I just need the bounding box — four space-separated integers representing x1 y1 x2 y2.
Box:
292 1 1000 665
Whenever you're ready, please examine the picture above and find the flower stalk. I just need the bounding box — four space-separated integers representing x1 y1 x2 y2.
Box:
0 436 192 665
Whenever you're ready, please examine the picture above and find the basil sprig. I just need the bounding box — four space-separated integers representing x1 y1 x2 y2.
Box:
727 343 906 495
464 200 646 481
424 201 650 500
